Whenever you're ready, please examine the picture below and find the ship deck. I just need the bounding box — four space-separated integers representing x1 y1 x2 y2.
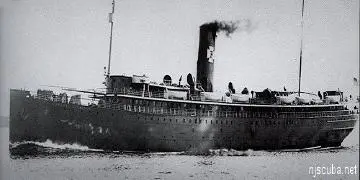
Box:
105 93 344 108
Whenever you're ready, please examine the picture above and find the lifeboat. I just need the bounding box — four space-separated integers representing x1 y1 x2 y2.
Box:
293 93 322 105
166 89 187 100
200 92 224 102
231 94 250 103
276 95 296 104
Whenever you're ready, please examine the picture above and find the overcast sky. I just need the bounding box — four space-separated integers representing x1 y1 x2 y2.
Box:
0 0 358 116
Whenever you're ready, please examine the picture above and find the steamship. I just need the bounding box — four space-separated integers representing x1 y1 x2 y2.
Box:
10 0 358 152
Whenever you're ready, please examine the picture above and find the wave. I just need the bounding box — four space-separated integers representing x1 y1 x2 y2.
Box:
10 139 104 157
11 139 103 151
180 148 264 156
180 145 358 156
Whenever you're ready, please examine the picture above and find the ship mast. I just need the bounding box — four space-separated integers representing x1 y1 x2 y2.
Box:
298 0 305 96
107 0 115 77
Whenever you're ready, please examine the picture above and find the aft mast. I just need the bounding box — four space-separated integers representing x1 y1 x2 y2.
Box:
107 0 115 77
298 0 305 96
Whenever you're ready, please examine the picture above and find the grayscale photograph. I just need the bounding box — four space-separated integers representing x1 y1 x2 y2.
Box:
0 0 359 179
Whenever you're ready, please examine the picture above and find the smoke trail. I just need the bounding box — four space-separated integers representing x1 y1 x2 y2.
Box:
202 19 255 37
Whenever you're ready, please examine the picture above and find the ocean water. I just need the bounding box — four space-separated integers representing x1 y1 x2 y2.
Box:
1 120 359 180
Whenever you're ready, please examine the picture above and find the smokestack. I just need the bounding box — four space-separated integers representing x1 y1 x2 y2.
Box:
196 20 254 92
196 23 217 92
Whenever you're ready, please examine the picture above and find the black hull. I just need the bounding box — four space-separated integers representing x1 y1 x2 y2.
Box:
10 90 358 152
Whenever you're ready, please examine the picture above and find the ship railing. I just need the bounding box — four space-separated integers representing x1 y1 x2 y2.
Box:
116 89 166 99
119 91 143 97
33 93 99 106
96 101 353 119
110 103 195 116
122 104 340 118
151 92 166 99
129 104 349 118
115 89 202 100
114 103 353 118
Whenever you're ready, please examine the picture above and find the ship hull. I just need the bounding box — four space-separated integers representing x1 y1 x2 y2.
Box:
10 90 358 152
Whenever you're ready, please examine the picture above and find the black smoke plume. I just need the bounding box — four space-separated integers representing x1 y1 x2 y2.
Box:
202 19 255 37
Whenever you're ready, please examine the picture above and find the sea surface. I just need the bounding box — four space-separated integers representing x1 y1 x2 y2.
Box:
0 117 359 180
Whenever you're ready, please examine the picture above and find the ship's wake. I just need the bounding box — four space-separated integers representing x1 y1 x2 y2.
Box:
180 146 358 157
10 139 103 158
9 139 358 158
